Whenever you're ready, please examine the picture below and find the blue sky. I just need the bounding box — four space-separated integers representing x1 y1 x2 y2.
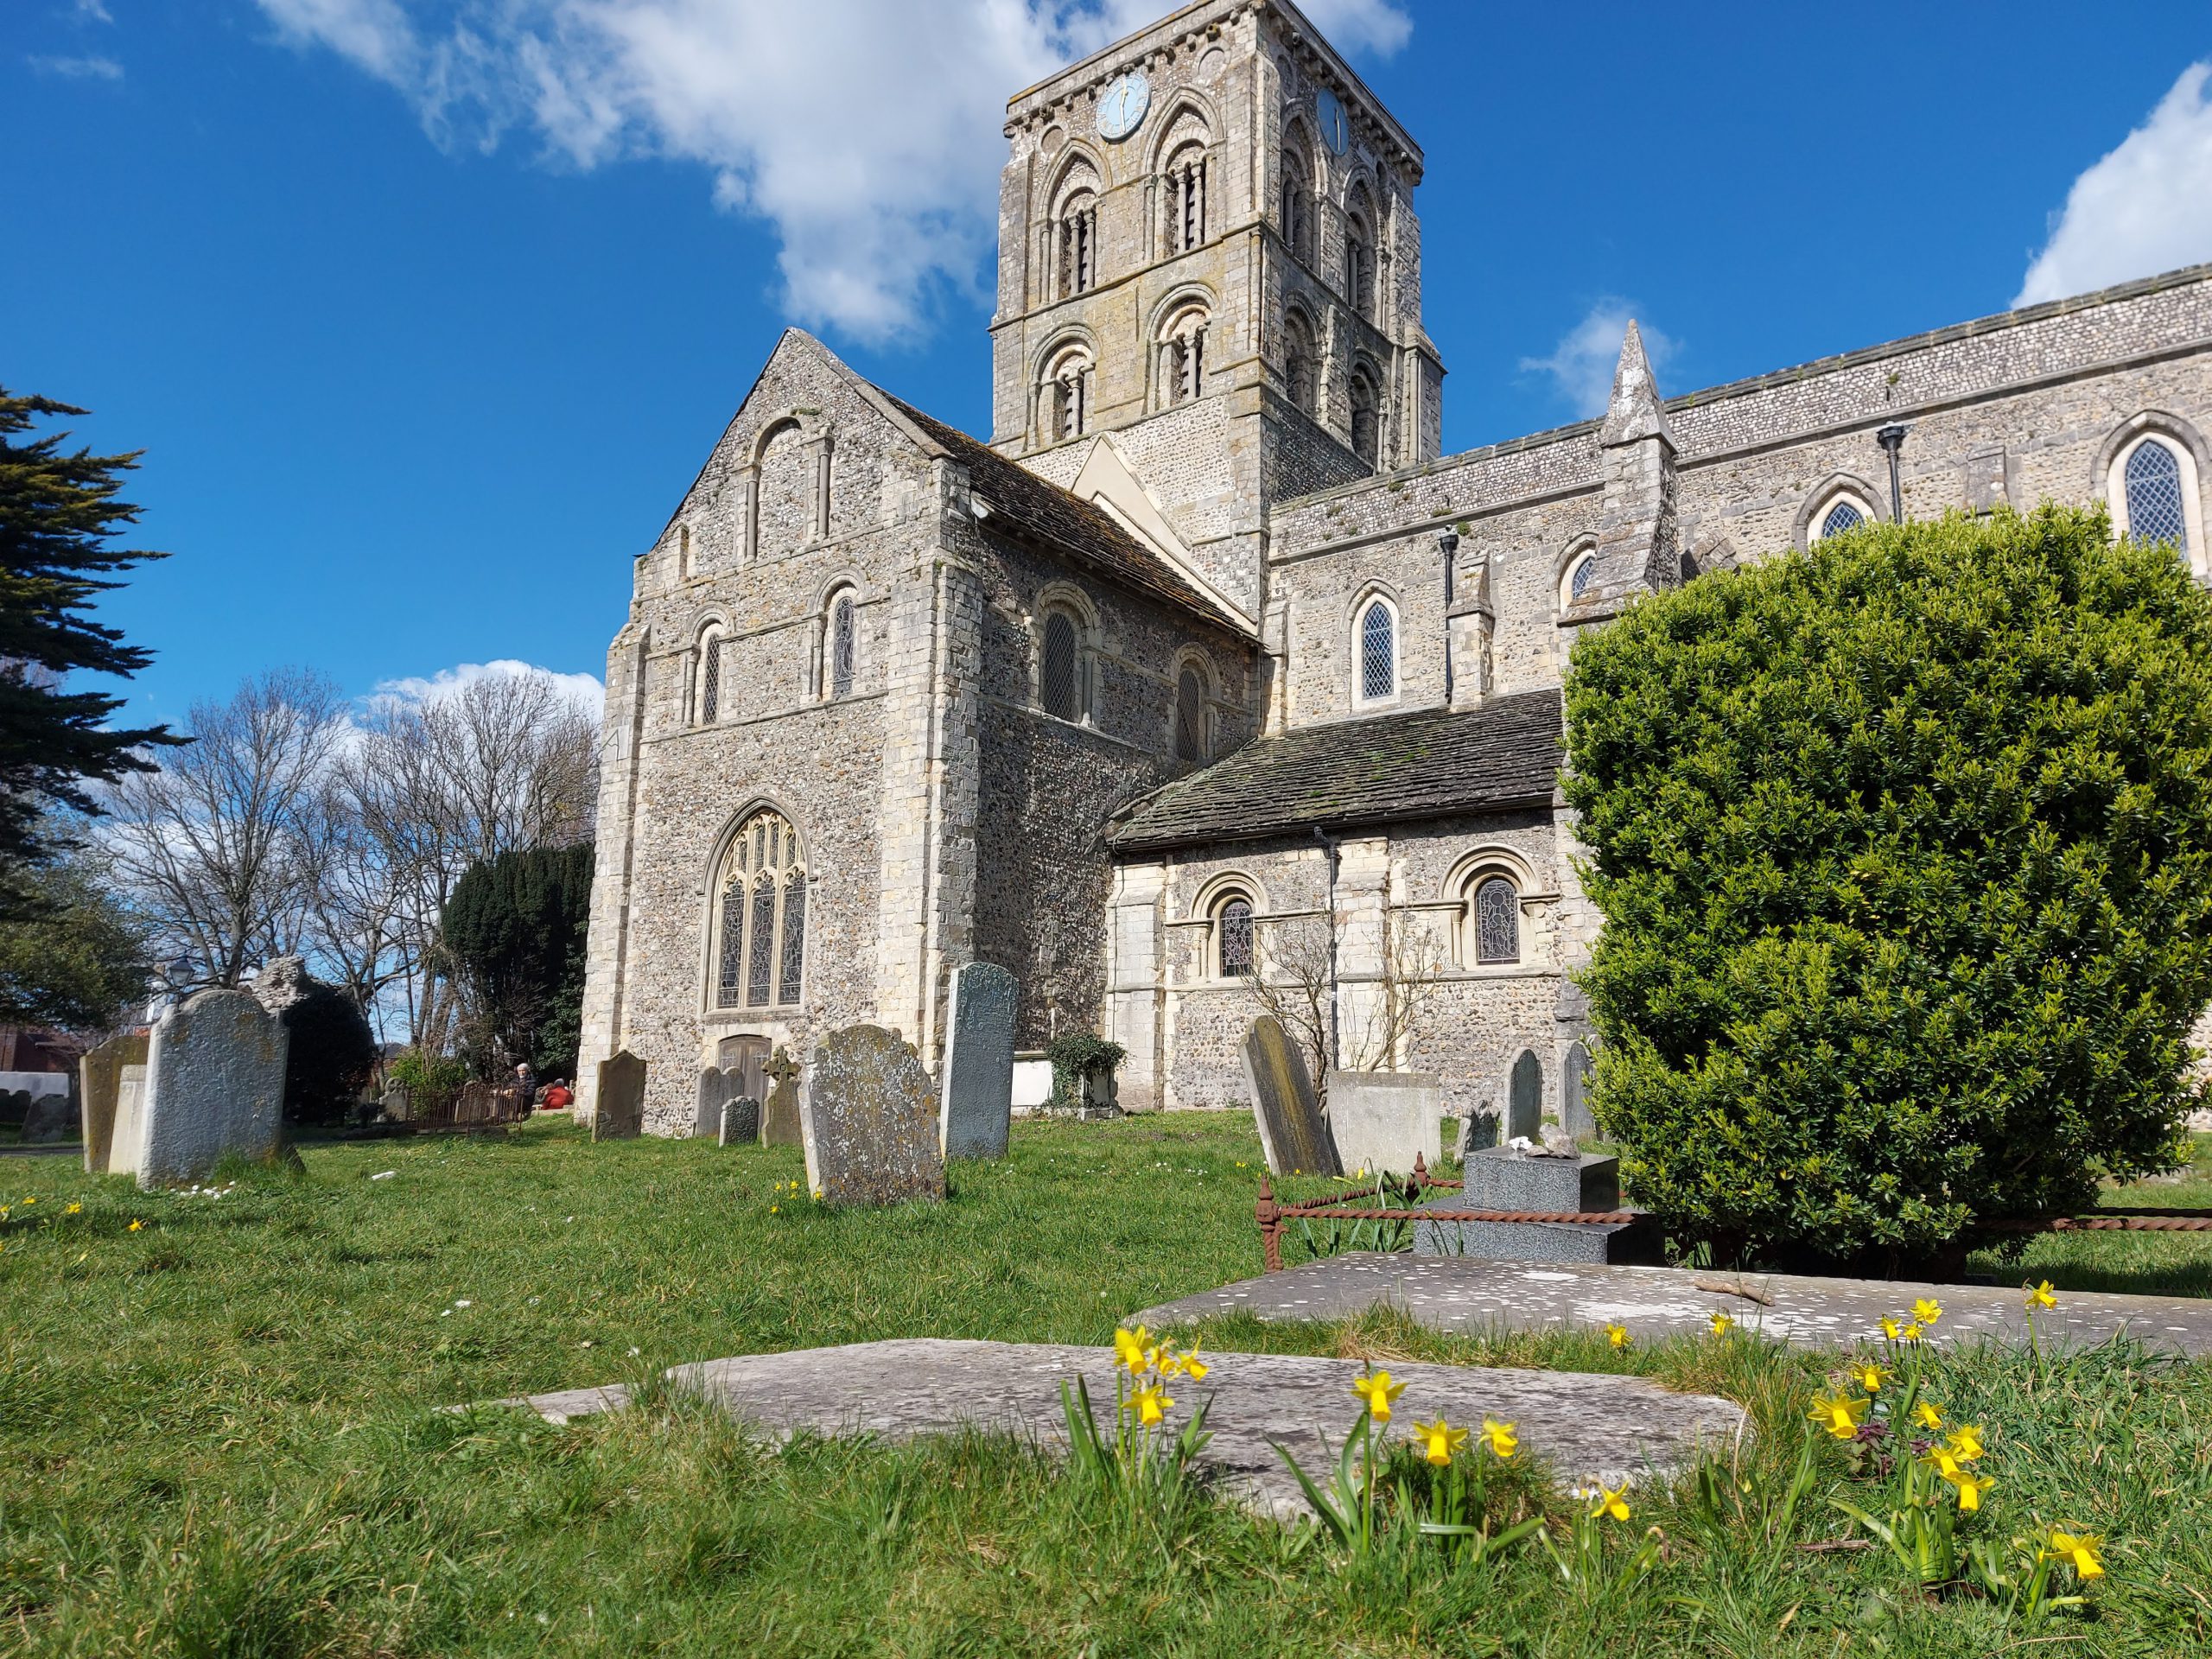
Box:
9 0 2212 728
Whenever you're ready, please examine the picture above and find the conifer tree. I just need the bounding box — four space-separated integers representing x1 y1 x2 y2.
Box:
0 387 182 879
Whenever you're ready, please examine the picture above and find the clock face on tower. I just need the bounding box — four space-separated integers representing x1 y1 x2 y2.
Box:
1316 88 1350 156
1096 72 1150 142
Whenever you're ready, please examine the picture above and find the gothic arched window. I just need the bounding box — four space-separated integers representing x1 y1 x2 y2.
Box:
1174 664 1207 762
1164 143 1207 253
1560 546 1597 608
2124 438 2190 555
1039 607 1084 721
1809 488 1875 544
1356 595 1395 706
1472 875 1520 966
1349 368 1381 470
1279 146 1313 264
1344 190 1376 320
1283 311 1317 415
1160 304 1210 406
827 591 856 700
1041 346 1091 443
696 627 724 725
714 809 806 1008
1214 892 1255 978
1058 188 1098 297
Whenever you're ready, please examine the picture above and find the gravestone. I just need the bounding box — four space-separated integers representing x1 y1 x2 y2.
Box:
760 1049 803 1147
110 1065 149 1177
718 1034 771 1106
696 1067 738 1140
720 1096 761 1146
938 962 1017 1160
1412 1146 1653 1265
1241 1017 1340 1178
1562 1041 1594 1139
456 1079 499 1123
1325 1071 1442 1175
23 1091 79 1142
379 1082 410 1122
1507 1049 1544 1141
800 1024 945 1207
592 1050 646 1141
138 988 289 1189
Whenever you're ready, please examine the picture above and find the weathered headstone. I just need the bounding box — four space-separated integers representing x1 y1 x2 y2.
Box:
1242 1017 1339 1177
79 1032 144 1170
592 1050 646 1141
720 1096 761 1146
1507 1049 1544 1141
1562 1041 1594 1139
800 1024 945 1206
1325 1070 1442 1175
456 1079 499 1123
138 988 289 1189
1413 1146 1654 1264
760 1049 803 1147
696 1066 737 1140
938 962 1017 1160
110 1065 149 1177
23 1091 79 1143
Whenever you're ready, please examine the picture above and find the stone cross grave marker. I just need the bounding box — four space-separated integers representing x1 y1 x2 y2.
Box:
760 1049 803 1147
139 988 289 1189
938 962 1016 1160
800 1024 945 1207
696 1067 735 1140
1325 1070 1442 1175
1242 1016 1340 1178
80 1032 148 1173
720 1096 761 1146
592 1050 646 1141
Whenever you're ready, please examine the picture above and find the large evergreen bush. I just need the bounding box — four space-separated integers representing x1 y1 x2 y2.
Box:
1564 506 2212 1270
441 841 594 1080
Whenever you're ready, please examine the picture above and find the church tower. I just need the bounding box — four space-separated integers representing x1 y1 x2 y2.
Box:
990 0 1445 622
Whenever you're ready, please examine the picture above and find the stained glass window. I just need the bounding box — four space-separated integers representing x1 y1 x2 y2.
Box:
1820 499 1866 540
1475 876 1519 965
1174 667 1205 762
1359 600 1395 702
778 871 806 1005
1217 896 1254 977
715 874 746 1006
830 595 855 698
699 635 721 724
713 810 804 1009
1041 610 1080 719
2126 439 2190 554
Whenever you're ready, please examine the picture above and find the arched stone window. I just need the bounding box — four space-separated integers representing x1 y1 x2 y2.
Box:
1058 188 1099 297
1469 874 1520 965
1283 310 1318 415
696 625 725 725
826 589 857 700
1809 487 1876 543
1279 144 1313 264
1174 662 1208 762
1349 366 1381 469
1038 602 1090 722
1160 302 1211 406
2120 437 2193 556
1040 343 1093 444
753 420 816 560
1212 890 1255 978
1354 594 1396 707
1344 188 1376 320
713 808 806 1009
677 522 693 582
1560 543 1598 608
1163 142 1207 253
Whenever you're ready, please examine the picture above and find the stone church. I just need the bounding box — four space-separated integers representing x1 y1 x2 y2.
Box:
575 0 2212 1136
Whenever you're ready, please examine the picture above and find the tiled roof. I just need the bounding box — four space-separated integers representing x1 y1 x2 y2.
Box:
1109 690 1565 853
886 397 1249 636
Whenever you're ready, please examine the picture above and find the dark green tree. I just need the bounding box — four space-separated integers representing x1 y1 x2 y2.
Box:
0 390 183 882
0 831 151 1029
441 842 594 1081
1565 506 2212 1273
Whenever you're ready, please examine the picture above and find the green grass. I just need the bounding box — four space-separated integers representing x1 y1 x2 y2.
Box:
3 1117 2212 1656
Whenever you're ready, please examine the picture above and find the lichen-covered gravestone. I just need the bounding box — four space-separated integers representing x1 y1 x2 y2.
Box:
720 1096 761 1146
1242 1016 1340 1177
592 1051 645 1141
938 962 1017 1160
760 1049 803 1147
801 1024 945 1207
138 988 289 1189
79 1032 149 1174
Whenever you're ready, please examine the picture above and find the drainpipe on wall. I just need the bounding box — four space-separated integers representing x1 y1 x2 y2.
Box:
1439 530 1459 706
1313 823 1341 1073
1877 423 1910 523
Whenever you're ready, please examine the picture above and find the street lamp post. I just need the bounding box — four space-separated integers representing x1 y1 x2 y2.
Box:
1877 423 1909 523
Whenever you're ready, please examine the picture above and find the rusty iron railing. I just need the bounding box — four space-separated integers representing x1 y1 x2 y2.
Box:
392 1082 531 1134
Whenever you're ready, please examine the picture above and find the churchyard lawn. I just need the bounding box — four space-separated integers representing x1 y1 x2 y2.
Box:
4 1116 2212 1655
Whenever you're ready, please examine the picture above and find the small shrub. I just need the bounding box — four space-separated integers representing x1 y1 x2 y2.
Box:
1046 1033 1125 1108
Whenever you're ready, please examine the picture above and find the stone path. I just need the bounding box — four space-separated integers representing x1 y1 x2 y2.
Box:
1134 1254 2212 1357
471 1338 1746 1517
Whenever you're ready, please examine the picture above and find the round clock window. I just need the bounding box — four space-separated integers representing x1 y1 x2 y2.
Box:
1316 88 1350 156
1097 72 1150 142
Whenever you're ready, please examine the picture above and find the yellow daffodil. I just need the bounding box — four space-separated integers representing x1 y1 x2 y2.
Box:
1179 1340 1210 1382
1944 1424 1985 1462
1923 1446 1965 1482
1351 1370 1408 1422
2026 1280 2059 1312
1848 1362 1890 1395
64 1202 81 1216
1880 1316 1903 1341
1603 1322 1630 1350
1902 1322 1924 1343
1588 1484 1631 1523
20 1197 33 1206
1157 1348 1184 1378
1113 1325 1152 1375
1913 1401 1944 1431
1127 1383 1173 1426
128 1219 143 1232
1808 1393 1868 1439
1709 1312 1735 1337
1411 1418 1469 1466
1912 1298 1943 1326
1478 1418 1518 1460
2045 1529 2104 1580
1944 1469 1994 1512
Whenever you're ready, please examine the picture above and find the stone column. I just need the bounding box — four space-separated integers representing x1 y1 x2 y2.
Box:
1106 859 1167 1111
575 622 651 1126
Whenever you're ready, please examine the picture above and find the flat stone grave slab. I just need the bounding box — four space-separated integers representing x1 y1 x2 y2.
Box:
1134 1254 2212 1358
473 1338 1746 1518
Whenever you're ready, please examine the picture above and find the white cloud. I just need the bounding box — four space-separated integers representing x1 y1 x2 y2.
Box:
75 0 116 21
1519 300 1678 419
251 0 1410 343
2018 61 2212 307
29 54 123 79
367 658 606 721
